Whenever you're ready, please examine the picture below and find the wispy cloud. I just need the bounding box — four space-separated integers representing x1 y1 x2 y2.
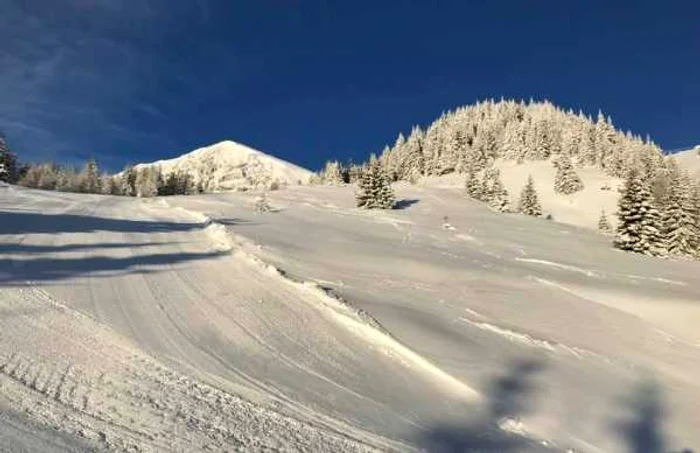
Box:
0 0 174 168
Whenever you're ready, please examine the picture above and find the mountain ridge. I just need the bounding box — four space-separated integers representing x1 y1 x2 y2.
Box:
135 140 313 192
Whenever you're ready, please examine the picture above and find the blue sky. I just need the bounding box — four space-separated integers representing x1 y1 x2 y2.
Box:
2 1 699 171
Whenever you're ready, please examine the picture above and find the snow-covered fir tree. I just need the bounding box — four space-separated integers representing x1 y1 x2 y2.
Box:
553 153 584 194
517 175 542 217
319 160 345 186
464 167 482 200
136 166 160 197
691 183 700 258
486 170 511 213
598 208 612 234
398 126 425 181
660 160 696 258
0 132 18 183
356 155 395 209
347 163 363 184
120 165 137 196
613 167 666 257
78 158 102 194
375 99 663 184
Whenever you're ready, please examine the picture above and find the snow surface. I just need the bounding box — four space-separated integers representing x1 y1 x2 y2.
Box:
135 140 314 191
673 146 700 181
420 158 623 231
1 181 700 452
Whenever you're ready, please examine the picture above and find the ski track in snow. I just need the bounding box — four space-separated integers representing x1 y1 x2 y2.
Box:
515 257 599 278
168 202 480 402
4 182 700 452
457 316 613 365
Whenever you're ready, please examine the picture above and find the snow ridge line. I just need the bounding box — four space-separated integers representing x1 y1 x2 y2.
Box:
167 202 480 401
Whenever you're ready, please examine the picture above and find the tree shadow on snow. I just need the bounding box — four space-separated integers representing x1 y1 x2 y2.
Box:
0 250 227 285
393 199 420 210
417 358 554 453
0 211 204 235
615 378 694 453
0 210 229 284
0 242 178 254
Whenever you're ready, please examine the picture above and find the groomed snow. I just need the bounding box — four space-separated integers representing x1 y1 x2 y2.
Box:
1 181 699 452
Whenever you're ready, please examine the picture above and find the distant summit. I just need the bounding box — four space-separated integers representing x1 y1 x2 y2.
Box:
136 140 313 191
672 145 700 180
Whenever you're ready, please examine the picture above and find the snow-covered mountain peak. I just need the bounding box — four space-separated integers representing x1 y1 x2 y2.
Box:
136 140 313 192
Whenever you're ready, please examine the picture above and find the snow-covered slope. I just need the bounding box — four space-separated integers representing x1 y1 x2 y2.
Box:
673 145 700 180
136 140 313 191
421 158 622 230
2 183 699 452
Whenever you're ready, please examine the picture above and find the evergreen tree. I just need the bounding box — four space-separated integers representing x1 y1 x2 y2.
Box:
136 167 159 197
487 171 511 213
320 160 345 185
614 168 665 256
660 162 696 258
517 175 542 217
399 126 425 180
553 154 584 194
464 167 482 200
347 163 363 184
78 158 102 193
598 208 612 234
0 132 18 183
356 155 395 209
121 165 137 196
691 183 700 258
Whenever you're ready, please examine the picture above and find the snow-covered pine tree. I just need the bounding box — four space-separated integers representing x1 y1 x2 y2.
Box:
464 167 483 200
78 158 102 193
356 155 395 209
501 121 524 161
553 153 584 195
598 208 612 234
517 175 542 217
613 167 666 257
347 163 363 184
136 167 159 197
400 126 425 181
691 183 700 258
487 170 511 213
660 161 696 258
321 160 344 186
121 165 137 196
0 132 18 183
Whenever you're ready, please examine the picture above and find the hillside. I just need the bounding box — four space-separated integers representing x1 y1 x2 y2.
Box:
673 146 700 180
2 182 699 452
420 158 622 230
136 140 313 191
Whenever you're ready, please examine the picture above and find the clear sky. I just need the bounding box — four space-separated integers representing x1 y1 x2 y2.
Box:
2 1 699 171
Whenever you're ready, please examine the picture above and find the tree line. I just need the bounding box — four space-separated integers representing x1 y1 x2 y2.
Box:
0 134 199 197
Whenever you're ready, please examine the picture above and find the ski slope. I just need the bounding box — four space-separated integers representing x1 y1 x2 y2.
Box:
1 182 699 452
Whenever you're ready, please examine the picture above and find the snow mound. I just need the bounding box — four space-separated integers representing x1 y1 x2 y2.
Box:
136 140 313 191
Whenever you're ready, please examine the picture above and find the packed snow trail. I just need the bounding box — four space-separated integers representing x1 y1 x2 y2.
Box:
3 182 700 452
1 184 513 452
168 184 700 453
